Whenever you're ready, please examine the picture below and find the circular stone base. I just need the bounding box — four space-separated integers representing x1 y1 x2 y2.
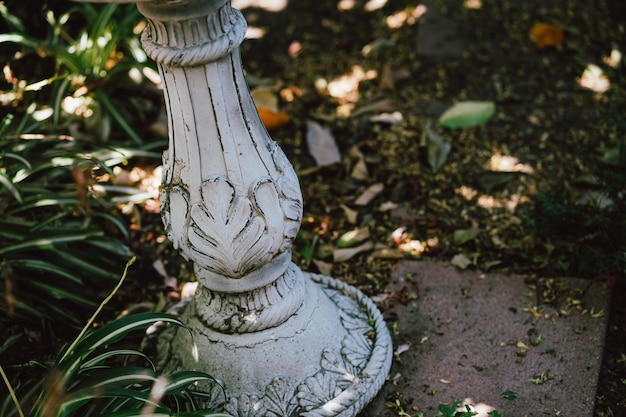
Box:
154 272 392 417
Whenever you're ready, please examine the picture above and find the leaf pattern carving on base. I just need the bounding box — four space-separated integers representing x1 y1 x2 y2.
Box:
297 371 343 412
226 394 266 417
263 377 300 417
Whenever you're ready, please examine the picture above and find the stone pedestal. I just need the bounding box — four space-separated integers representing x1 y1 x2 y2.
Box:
81 0 393 415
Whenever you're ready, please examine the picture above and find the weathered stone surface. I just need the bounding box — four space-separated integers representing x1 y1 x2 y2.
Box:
360 261 610 417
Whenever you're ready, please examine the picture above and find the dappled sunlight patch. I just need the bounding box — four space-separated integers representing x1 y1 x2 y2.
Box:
0 64 24 105
488 154 534 174
316 65 377 116
578 63 611 94
337 0 355 11
385 5 426 29
127 66 161 89
326 66 377 101
142 66 162 86
398 239 428 256
62 95 95 118
108 165 162 213
460 398 497 417
390 226 438 257
603 48 622 68
244 26 267 40
463 0 482 9
364 0 387 12
476 193 529 212
231 0 287 11
456 185 478 201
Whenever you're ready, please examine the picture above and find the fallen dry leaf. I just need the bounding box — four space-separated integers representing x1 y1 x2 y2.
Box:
354 183 384 206
395 341 411 355
257 107 290 131
333 240 374 262
312 259 334 276
425 121 451 170
348 145 369 180
351 157 369 180
530 23 564 48
72 162 94 215
251 86 279 111
350 98 395 118
379 64 411 91
451 253 472 269
368 111 403 124
340 204 359 224
306 120 342 166
337 227 371 248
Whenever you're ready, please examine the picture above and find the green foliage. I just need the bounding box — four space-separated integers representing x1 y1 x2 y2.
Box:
437 401 476 417
0 1 151 144
500 390 517 401
0 111 159 328
1 312 226 417
438 101 496 129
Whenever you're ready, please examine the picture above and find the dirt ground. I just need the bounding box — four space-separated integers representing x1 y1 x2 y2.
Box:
232 0 626 414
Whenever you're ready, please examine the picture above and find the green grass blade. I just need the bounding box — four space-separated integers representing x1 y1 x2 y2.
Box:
0 334 22 356
26 280 96 306
52 249 122 280
84 237 133 258
74 313 184 360
59 313 184 374
95 90 144 145
79 366 158 389
0 231 104 255
81 349 152 371
4 152 32 170
91 212 131 241
52 78 73 129
57 385 157 416
0 365 25 417
164 372 220 395
0 33 39 49
0 113 14 138
10 259 84 284
6 197 79 215
0 173 22 203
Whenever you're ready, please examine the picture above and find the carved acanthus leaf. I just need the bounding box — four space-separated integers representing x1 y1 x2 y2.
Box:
188 176 274 277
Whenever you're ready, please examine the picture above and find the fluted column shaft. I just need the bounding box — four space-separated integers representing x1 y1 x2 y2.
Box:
138 0 305 333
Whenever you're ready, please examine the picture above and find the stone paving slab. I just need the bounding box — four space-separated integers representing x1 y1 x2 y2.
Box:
416 0 594 59
359 261 611 417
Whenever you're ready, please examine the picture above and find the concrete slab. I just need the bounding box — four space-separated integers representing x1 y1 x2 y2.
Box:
359 261 611 417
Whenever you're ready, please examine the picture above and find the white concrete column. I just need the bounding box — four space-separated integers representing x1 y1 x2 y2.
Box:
138 0 305 334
